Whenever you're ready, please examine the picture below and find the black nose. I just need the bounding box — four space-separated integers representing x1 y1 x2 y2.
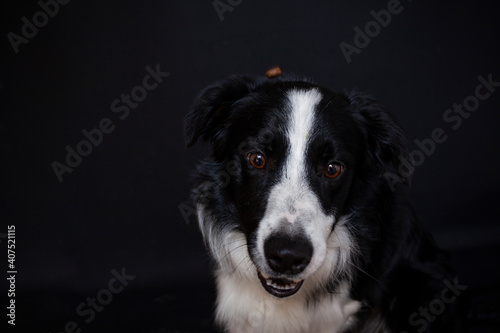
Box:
264 235 313 275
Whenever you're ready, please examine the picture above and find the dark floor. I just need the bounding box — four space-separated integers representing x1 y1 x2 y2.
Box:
19 282 218 333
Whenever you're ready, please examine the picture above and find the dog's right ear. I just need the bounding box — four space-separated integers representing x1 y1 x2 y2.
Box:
184 74 260 148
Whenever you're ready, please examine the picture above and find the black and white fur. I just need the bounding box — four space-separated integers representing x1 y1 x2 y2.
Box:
184 74 462 332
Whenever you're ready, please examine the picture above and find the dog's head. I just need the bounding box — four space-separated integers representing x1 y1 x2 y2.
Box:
185 74 407 298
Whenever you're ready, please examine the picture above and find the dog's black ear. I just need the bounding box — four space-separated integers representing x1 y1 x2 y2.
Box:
348 91 409 179
184 74 260 148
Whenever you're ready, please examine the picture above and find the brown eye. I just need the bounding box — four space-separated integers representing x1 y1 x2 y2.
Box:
325 163 343 178
248 153 266 169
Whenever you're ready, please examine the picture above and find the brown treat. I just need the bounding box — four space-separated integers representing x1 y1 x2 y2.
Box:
265 66 282 78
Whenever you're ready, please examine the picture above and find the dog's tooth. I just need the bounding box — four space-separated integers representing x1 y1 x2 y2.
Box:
262 276 302 292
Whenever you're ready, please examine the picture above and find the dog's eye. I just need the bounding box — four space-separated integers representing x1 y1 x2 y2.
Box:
248 153 266 169
325 163 343 179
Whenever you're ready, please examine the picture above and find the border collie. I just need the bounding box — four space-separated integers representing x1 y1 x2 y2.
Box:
184 71 462 332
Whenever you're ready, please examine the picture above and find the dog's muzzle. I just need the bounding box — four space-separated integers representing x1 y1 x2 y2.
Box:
258 234 313 298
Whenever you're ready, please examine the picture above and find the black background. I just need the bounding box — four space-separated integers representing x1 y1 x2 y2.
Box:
2 0 500 332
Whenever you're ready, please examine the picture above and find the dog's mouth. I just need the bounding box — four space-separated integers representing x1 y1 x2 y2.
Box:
257 271 304 298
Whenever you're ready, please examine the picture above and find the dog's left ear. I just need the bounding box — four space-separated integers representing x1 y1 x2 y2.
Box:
184 74 260 148
348 91 409 176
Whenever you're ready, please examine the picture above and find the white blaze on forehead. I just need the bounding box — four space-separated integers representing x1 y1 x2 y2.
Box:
285 88 322 185
254 88 336 279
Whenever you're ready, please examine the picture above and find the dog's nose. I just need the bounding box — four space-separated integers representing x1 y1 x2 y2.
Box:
264 235 313 275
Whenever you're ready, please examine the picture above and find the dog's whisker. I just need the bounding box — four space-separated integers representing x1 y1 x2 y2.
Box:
347 260 381 285
231 252 253 279
220 243 248 266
